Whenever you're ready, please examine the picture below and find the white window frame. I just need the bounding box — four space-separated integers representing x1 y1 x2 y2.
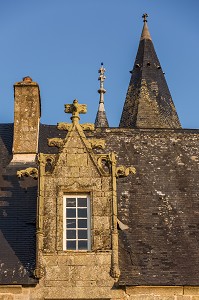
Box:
63 194 91 251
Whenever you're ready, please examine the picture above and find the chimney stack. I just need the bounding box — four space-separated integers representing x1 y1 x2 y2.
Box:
12 77 41 163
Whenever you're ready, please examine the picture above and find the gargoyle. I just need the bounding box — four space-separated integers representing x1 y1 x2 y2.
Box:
48 138 64 148
17 167 38 179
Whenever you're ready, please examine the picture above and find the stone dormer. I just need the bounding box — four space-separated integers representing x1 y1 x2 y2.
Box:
12 76 41 163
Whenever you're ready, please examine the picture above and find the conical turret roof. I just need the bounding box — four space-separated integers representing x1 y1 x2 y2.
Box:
119 14 181 129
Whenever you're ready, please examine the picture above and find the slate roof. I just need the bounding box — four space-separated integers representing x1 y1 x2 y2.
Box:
0 124 37 284
95 110 109 128
1 123 199 285
88 128 199 285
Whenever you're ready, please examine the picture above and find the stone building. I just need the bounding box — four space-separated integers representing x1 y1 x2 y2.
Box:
0 15 199 300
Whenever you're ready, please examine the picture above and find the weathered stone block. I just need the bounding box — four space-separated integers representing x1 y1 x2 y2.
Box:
129 296 174 300
0 295 14 300
0 286 22 294
93 216 110 230
184 287 199 295
67 153 88 166
45 265 70 281
44 256 58 267
102 178 111 191
92 197 111 216
75 280 97 287
126 286 183 296
176 296 191 300
57 255 75 266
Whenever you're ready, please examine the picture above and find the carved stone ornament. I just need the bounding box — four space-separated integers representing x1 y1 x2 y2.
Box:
115 166 136 178
38 153 56 174
97 154 111 175
48 138 64 148
34 266 45 279
80 123 95 131
110 264 120 279
17 167 38 179
57 122 71 131
65 100 87 116
89 139 105 149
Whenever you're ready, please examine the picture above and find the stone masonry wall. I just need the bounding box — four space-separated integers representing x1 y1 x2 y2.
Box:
0 285 199 299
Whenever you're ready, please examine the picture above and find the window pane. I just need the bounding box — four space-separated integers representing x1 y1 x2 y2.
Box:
66 230 76 239
77 198 87 207
78 208 87 218
78 230 87 239
78 219 87 228
64 195 89 251
78 240 88 250
66 208 76 217
66 219 76 228
66 198 76 207
67 241 76 250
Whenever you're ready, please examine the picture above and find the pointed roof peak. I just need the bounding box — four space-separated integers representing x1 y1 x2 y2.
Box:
141 13 152 41
119 15 181 129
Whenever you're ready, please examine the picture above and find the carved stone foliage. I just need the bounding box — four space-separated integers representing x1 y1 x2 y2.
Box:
48 138 64 148
97 154 111 176
57 122 95 132
89 139 105 149
80 123 95 131
17 167 38 179
57 122 71 131
115 166 136 178
97 153 136 178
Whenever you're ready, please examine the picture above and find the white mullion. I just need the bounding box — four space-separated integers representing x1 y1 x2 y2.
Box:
63 194 90 251
76 196 78 250
63 196 66 250
87 195 91 250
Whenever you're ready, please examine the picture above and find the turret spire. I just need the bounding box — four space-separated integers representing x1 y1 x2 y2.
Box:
141 13 152 41
95 63 109 127
119 15 181 129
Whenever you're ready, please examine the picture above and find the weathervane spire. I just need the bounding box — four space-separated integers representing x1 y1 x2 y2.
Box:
98 62 106 104
142 13 148 22
94 63 109 127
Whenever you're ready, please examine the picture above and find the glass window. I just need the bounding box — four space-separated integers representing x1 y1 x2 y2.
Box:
63 195 90 251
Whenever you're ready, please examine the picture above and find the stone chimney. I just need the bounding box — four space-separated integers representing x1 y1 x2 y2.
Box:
12 76 41 163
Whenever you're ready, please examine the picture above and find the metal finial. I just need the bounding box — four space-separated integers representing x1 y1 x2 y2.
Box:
142 13 149 22
98 63 106 104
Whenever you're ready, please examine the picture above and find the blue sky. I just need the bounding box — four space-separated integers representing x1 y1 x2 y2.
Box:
0 0 199 128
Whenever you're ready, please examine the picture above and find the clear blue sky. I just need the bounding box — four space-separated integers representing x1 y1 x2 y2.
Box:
0 0 199 128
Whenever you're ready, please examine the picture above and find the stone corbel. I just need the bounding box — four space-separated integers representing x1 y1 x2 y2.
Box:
17 167 38 179
48 138 64 148
34 267 45 279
